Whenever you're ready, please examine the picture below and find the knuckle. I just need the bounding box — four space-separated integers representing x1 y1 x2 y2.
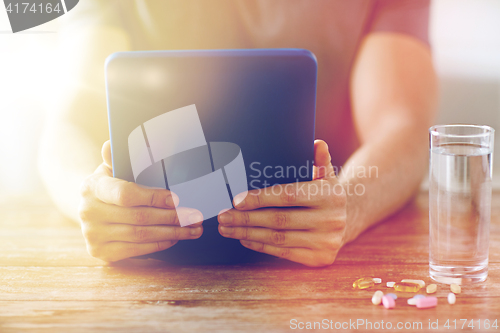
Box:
132 226 148 242
271 230 286 245
78 202 91 222
242 227 249 240
253 193 262 208
278 247 291 259
240 211 251 226
81 224 100 245
272 211 288 229
327 214 346 231
280 187 296 204
172 226 181 240
132 209 150 225
172 212 180 226
86 244 108 261
324 236 339 251
149 191 158 207
79 176 93 197
337 216 347 230
115 182 135 207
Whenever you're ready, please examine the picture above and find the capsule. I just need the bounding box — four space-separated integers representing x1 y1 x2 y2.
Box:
407 294 425 306
450 284 461 294
448 292 456 304
372 290 384 305
382 295 395 309
416 296 438 309
407 298 417 306
394 282 422 292
353 277 375 289
426 284 437 294
402 279 426 288
386 281 395 288
373 278 382 284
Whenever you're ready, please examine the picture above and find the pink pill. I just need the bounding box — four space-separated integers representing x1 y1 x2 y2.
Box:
416 296 438 309
382 295 395 309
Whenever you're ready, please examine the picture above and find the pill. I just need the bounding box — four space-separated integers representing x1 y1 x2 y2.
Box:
386 293 397 300
372 291 384 305
426 284 437 294
401 279 426 288
386 281 395 287
373 278 382 284
382 295 395 309
447 292 456 304
416 296 438 309
407 295 425 306
372 295 382 305
394 282 422 292
450 284 461 294
353 277 375 289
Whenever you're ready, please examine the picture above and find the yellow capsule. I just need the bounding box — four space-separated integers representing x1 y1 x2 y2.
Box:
394 282 422 292
401 279 426 288
353 277 375 289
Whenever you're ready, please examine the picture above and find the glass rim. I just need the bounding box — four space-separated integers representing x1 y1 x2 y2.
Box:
429 124 495 138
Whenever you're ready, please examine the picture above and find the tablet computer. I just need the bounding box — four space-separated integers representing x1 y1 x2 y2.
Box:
105 49 317 264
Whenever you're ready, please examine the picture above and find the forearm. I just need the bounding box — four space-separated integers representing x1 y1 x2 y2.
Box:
342 32 437 243
37 25 129 221
338 124 428 243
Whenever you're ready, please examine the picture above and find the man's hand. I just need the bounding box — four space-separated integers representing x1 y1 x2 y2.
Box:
79 141 204 262
217 140 347 267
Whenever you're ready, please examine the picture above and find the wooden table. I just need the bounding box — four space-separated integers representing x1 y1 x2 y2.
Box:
0 191 499 332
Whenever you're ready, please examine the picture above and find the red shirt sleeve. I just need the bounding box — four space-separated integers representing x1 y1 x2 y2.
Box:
368 0 430 47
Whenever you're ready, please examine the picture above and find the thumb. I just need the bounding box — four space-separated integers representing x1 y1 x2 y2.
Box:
102 140 113 170
313 139 335 180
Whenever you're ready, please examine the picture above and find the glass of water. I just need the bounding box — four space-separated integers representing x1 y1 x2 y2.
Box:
429 124 494 284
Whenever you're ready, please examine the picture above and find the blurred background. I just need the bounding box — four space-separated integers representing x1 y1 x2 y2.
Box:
0 0 499 198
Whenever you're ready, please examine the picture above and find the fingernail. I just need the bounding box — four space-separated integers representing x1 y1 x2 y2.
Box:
233 193 246 208
219 211 233 224
166 192 179 208
190 227 202 236
188 212 203 224
220 226 233 235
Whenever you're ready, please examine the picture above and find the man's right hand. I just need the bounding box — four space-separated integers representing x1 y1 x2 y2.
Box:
78 140 204 262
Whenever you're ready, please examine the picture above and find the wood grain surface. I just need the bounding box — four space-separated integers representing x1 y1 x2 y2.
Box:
0 192 499 332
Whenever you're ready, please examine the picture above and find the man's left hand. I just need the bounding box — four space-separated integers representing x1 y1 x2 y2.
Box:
217 140 347 267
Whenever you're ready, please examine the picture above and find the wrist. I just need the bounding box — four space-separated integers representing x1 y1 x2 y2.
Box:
339 180 361 245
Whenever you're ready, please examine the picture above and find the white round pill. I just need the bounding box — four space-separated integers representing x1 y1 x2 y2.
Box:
448 292 456 304
373 278 382 284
